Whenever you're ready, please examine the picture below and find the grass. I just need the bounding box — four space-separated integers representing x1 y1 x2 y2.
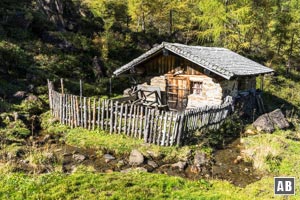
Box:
0 171 259 200
241 130 300 198
40 111 211 161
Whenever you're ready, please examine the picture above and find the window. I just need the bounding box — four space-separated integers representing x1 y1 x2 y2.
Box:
192 81 202 95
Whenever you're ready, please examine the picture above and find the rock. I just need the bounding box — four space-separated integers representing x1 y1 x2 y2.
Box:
117 160 125 168
171 161 187 171
253 109 289 133
105 169 114 173
245 129 256 135
121 167 148 173
147 160 158 168
104 154 115 163
190 165 200 173
13 91 26 99
135 167 148 172
193 151 208 167
121 168 132 173
72 154 86 162
26 94 38 102
129 149 144 166
253 114 274 132
233 156 243 164
269 109 289 129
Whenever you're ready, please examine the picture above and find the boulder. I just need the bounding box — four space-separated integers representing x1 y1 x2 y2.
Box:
253 114 274 132
268 109 289 129
129 149 144 166
253 109 289 133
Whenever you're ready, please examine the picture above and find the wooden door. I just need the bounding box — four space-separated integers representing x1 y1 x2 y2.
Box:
167 77 190 110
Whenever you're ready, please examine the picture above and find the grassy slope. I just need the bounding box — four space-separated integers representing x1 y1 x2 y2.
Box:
2 67 300 199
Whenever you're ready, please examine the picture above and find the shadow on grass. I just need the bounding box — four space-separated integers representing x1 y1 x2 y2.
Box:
262 91 299 117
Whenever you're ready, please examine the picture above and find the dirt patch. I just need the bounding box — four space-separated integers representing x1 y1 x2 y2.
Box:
212 138 262 187
0 133 262 187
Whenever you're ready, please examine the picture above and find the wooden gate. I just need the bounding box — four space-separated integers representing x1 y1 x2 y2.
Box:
167 76 190 110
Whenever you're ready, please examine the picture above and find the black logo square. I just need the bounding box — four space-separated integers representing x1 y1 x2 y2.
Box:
274 177 295 195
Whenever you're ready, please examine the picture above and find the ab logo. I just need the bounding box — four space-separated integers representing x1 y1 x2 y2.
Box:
274 177 295 195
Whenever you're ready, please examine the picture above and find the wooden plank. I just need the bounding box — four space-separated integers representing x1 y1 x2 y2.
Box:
161 111 168 146
152 110 158 144
70 95 73 128
127 104 134 136
62 94 65 124
171 113 179 146
131 105 137 137
157 111 164 145
143 107 151 143
148 109 154 143
101 99 105 130
59 94 63 123
114 101 118 133
124 104 128 135
177 112 185 146
119 103 124 134
87 98 91 130
97 98 101 129
134 106 140 138
76 96 80 127
166 112 173 146
106 99 109 130
84 97 87 128
109 100 113 134
93 98 96 130
138 106 143 139
71 95 75 127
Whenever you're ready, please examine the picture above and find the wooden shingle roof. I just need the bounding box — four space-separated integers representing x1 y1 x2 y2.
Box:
113 42 274 79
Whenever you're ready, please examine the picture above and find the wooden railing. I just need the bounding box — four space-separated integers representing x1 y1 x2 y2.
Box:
48 81 233 146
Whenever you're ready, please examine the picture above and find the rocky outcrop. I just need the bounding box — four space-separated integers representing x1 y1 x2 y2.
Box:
253 109 289 133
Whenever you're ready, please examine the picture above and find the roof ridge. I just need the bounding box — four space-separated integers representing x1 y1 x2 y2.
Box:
163 42 227 50
164 42 234 79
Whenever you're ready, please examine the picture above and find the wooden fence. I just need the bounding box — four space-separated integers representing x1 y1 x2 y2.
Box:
48 81 233 146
